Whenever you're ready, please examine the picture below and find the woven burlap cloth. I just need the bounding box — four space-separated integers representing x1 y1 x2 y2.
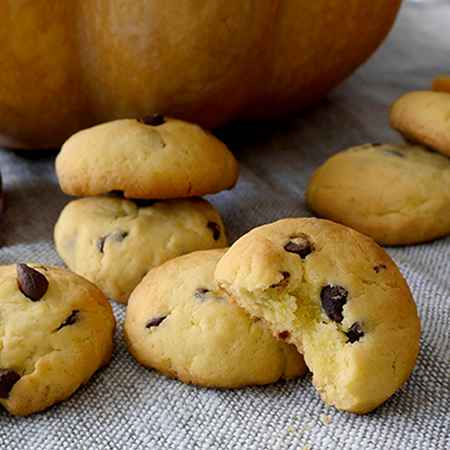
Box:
0 1 448 448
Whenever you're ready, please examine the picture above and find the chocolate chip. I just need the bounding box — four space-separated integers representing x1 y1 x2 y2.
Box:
270 271 290 288
320 285 348 323
207 222 221 241
278 331 290 340
145 315 167 328
16 264 49 302
97 231 128 253
56 310 80 331
139 114 166 126
345 322 364 343
371 143 383 147
194 288 210 299
284 234 314 259
96 236 107 253
384 149 405 158
0 369 20 398
373 264 387 273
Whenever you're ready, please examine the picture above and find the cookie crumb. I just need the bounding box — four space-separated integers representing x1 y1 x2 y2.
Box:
319 414 332 425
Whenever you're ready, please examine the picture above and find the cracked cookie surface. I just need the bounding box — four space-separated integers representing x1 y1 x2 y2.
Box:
0 264 115 416
54 196 228 304
306 144 450 245
55 117 239 199
390 90 450 157
215 218 420 413
124 249 306 388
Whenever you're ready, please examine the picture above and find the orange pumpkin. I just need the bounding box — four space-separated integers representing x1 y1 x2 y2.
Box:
0 0 401 148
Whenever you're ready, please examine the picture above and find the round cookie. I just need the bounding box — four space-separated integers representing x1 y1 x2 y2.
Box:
54 196 228 303
432 74 450 94
125 249 306 388
390 91 450 157
55 116 239 199
0 264 115 416
215 218 420 413
306 144 450 245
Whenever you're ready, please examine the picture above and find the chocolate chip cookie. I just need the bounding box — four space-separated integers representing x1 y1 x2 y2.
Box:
306 143 450 245
125 249 306 388
390 90 450 157
54 196 228 303
215 218 420 413
0 264 115 416
55 117 239 199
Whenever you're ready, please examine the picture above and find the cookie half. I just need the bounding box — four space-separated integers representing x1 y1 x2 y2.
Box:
55 117 239 198
54 196 228 303
306 144 450 245
390 91 450 157
215 218 420 413
0 264 115 416
125 249 306 388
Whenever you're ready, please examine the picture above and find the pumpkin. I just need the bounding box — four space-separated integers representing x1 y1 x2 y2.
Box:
0 0 401 149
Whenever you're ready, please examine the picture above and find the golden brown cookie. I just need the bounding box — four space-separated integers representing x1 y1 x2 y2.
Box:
125 249 306 388
0 264 115 416
54 196 228 303
215 218 420 413
306 144 450 245
390 91 450 157
55 116 239 199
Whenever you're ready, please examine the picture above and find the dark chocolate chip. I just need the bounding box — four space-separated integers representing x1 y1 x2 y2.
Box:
284 234 314 259
345 322 364 343
270 271 290 288
0 369 20 398
384 149 405 158
145 315 167 328
97 230 128 253
139 114 166 126
278 331 290 340
373 264 387 274
56 310 80 331
194 288 210 300
96 236 107 253
320 285 348 323
16 264 49 302
371 143 383 147
207 222 221 241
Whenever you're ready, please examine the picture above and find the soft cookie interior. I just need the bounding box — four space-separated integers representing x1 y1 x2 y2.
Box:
215 218 420 413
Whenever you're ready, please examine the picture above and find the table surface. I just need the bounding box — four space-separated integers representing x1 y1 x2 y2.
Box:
0 1 449 449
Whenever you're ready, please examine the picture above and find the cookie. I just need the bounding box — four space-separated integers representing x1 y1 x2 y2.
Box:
125 249 306 388
55 116 239 199
432 74 450 94
306 144 450 245
390 91 450 157
215 218 420 413
0 264 115 416
54 196 228 303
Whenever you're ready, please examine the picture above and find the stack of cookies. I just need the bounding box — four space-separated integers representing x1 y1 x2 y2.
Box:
54 115 239 303
306 87 450 245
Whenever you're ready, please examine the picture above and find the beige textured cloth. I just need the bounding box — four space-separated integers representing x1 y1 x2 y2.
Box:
0 1 449 448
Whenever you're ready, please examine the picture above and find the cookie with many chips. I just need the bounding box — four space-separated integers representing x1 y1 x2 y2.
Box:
215 218 420 413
